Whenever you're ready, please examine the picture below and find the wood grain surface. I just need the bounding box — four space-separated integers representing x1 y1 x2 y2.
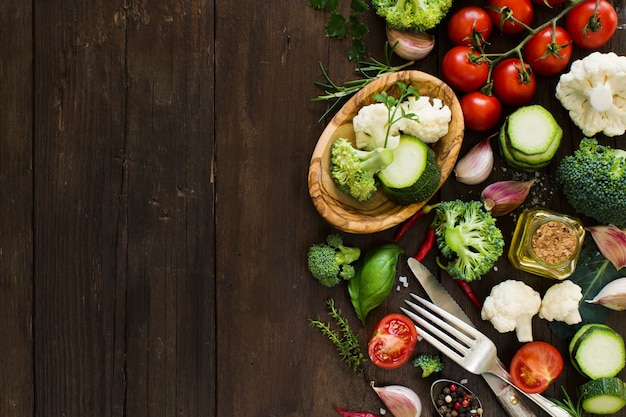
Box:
0 1 624 417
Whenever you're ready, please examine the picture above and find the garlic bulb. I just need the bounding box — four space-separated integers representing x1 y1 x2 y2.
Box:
372 382 422 417
586 224 626 270
386 26 435 61
481 178 536 216
454 135 494 185
586 277 626 310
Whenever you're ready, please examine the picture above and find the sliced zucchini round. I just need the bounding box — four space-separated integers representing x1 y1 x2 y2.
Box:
569 323 626 379
580 377 626 415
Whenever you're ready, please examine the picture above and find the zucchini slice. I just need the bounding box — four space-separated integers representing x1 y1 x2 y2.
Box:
580 377 626 415
569 323 626 379
506 105 562 155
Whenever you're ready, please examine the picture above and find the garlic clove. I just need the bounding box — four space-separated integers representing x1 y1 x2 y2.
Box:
586 224 626 270
585 277 626 310
372 382 422 417
454 135 494 185
386 26 435 61
480 178 536 216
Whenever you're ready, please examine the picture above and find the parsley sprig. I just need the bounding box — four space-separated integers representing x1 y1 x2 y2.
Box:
309 0 370 62
309 298 366 375
373 81 420 147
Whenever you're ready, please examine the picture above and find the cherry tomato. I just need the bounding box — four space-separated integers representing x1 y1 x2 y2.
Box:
492 58 536 106
510 341 564 394
487 0 534 34
523 26 573 76
448 6 493 47
531 0 565 7
460 92 503 131
368 313 418 369
441 46 489 92
565 0 618 50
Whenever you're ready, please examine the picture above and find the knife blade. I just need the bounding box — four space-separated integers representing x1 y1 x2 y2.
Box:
407 257 537 417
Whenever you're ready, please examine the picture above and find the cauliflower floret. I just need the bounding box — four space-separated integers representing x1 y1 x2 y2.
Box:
555 52 626 137
539 280 583 325
352 103 402 151
395 96 452 143
481 279 542 343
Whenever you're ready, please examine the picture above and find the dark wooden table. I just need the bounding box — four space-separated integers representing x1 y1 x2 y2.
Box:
1 1 624 416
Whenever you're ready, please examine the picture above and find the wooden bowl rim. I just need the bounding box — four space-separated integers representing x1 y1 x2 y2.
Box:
308 70 464 234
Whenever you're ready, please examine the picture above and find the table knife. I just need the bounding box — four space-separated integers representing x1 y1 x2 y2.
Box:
407 257 537 417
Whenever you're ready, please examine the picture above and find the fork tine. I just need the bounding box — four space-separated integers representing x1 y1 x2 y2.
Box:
408 293 480 336
403 300 475 349
400 306 467 367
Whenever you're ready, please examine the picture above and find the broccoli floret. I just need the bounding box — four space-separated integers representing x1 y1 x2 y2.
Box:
431 200 504 282
372 0 454 32
413 353 444 378
330 137 394 202
307 234 361 287
556 138 626 228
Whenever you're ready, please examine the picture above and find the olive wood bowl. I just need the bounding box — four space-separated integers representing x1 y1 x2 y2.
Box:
308 70 464 234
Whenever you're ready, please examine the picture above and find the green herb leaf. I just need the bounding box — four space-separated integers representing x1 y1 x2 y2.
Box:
308 0 328 9
326 12 349 39
350 0 369 13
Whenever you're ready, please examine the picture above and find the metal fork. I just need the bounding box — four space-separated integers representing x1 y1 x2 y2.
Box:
401 294 570 417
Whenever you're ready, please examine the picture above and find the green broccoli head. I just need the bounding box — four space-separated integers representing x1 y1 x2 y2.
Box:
431 200 504 282
330 138 394 202
307 234 361 287
557 138 626 228
372 0 454 32
413 353 444 378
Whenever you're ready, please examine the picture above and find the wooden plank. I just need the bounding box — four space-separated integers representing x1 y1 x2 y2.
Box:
0 2 34 416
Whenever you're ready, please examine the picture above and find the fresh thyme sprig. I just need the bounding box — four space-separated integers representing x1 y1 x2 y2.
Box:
309 298 366 375
313 43 415 122
308 0 370 62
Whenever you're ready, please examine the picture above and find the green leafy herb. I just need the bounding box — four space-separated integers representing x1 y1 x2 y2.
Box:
549 236 620 339
548 386 584 417
309 0 370 62
313 43 414 121
373 81 420 148
309 298 366 375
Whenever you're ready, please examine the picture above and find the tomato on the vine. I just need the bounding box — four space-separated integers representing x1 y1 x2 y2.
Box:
523 26 573 76
510 341 564 394
441 46 489 92
492 58 536 106
448 6 493 47
565 0 618 50
486 0 534 34
531 0 565 7
368 313 418 369
460 91 502 132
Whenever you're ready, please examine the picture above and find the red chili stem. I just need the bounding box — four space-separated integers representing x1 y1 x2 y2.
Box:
414 228 436 261
336 406 380 417
454 279 482 310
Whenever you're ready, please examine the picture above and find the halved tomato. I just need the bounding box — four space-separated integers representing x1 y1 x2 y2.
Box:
510 341 564 394
368 313 418 369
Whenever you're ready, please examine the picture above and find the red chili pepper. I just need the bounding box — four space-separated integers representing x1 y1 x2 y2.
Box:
393 204 438 242
335 406 380 417
414 228 436 261
454 279 482 310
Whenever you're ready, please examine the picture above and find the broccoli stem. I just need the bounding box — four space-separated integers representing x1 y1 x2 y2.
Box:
354 147 394 177
336 246 361 265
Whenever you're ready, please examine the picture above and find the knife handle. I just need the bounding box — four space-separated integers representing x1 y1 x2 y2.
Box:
494 384 538 417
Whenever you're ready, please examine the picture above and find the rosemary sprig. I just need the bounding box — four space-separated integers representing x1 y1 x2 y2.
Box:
548 386 584 417
309 298 366 375
312 43 415 122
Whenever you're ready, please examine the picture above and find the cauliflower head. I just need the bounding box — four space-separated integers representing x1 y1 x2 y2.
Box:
395 96 451 143
352 103 402 151
555 52 626 137
539 280 583 325
481 279 541 342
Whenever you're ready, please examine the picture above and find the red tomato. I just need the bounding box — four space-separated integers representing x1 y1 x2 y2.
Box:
448 6 493 47
441 46 489 92
492 58 536 106
565 0 618 50
523 26 573 76
368 313 418 369
531 0 565 6
510 341 564 394
460 92 503 131
487 0 534 34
